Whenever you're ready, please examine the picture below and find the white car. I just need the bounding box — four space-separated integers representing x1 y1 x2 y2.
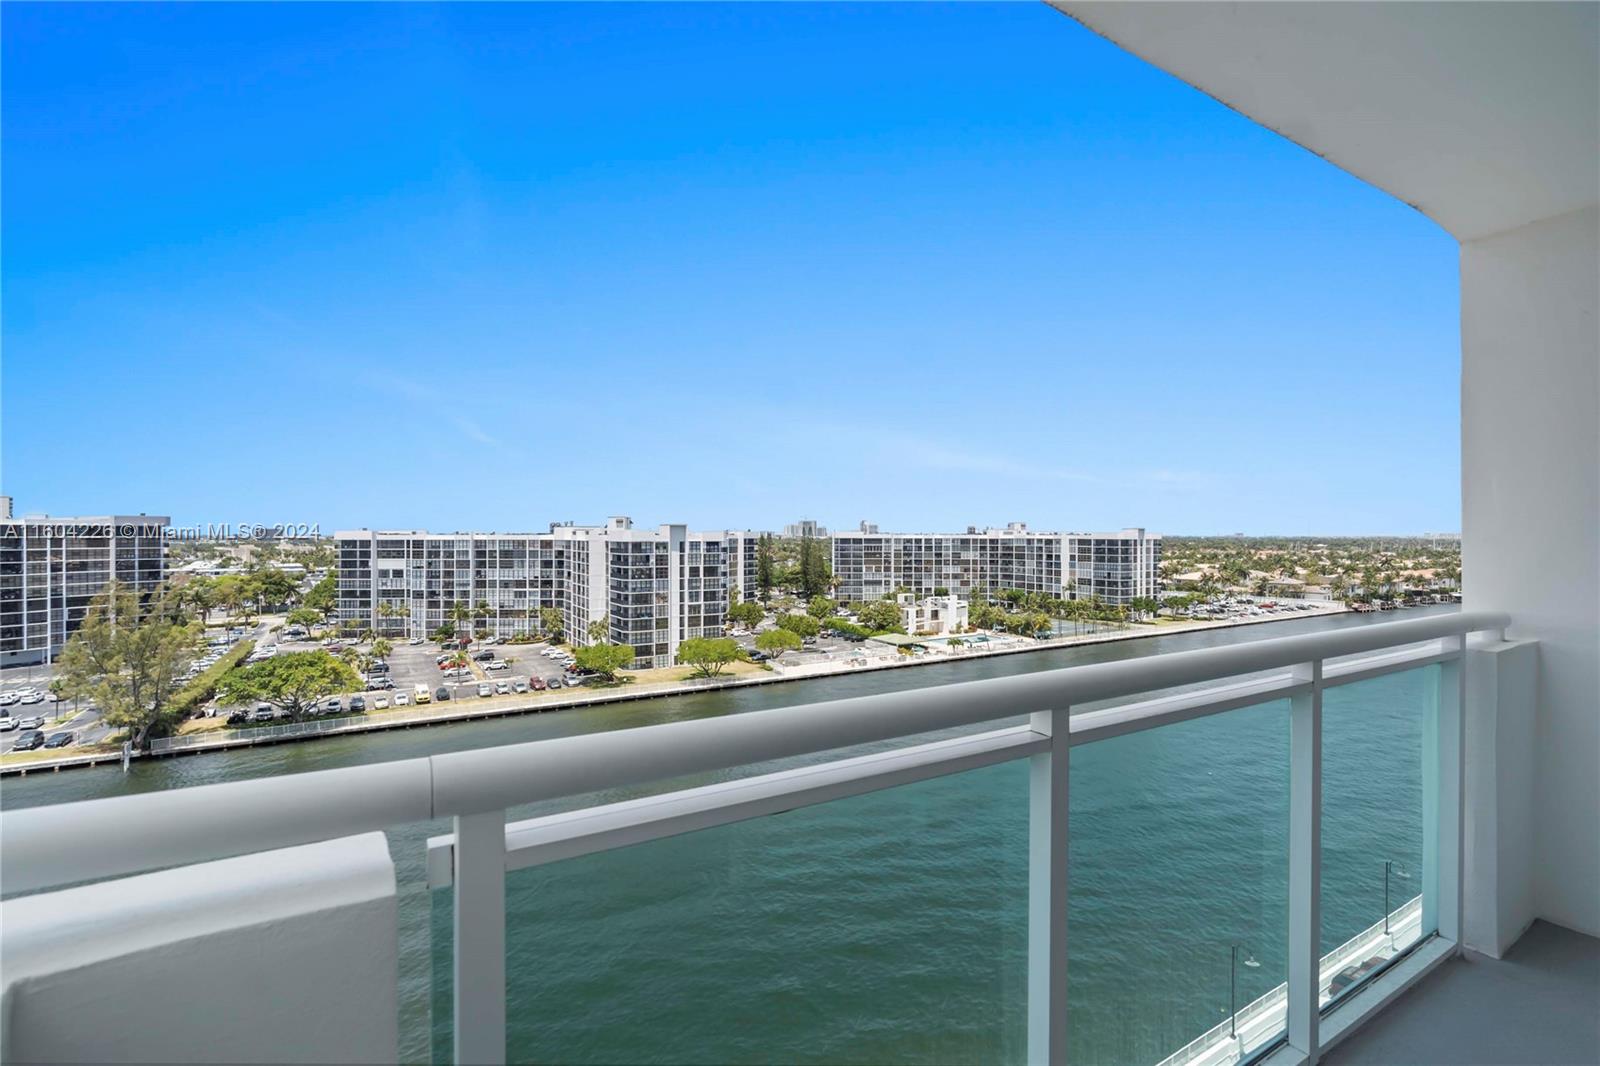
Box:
476 682 493 698
0 718 17 732
19 692 43 705
393 691 410 706
42 692 59 703
373 695 390 710
485 660 509 672
513 679 529 694
408 637 425 646
494 680 510 695
0 693 18 706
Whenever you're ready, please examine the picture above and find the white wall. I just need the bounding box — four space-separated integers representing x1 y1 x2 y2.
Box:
1461 204 1600 938
1 833 400 1063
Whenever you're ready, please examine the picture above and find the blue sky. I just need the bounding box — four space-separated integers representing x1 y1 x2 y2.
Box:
2 3 1461 535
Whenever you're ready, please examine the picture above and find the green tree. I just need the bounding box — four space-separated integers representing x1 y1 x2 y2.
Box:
677 636 742 678
218 650 362 722
184 578 217 626
798 535 831 600
370 637 393 661
727 600 764 631
806 595 836 620
855 599 903 632
303 571 338 624
756 534 775 601
540 606 565 642
287 607 323 632
776 613 820 638
574 642 635 683
587 615 611 643
56 582 202 749
756 628 802 659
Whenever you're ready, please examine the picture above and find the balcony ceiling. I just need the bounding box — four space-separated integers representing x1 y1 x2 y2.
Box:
1054 2 1600 241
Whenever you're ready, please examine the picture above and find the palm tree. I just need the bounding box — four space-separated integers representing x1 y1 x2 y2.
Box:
448 601 473 646
377 601 395 635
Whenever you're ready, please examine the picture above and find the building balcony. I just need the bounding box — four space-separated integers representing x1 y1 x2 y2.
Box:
4 610 1585 1066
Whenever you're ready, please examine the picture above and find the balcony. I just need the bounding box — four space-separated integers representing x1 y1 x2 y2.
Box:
3 611 1577 1065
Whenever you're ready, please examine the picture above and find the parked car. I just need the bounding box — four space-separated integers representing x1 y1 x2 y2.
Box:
434 687 451 702
485 660 509 672
43 731 74 749
0 692 19 706
546 677 562 690
367 661 389 674
748 650 769 662
494 680 510 695
323 698 343 716
373 695 390 710
408 637 425 646
477 682 493 698
0 717 18 732
413 685 431 705
394 690 410 706
250 705 277 723
227 710 249 726
19 692 43 705
513 679 529 694
472 650 495 661
12 730 45 751
348 696 366 713
531 677 547 691
18 716 46 730
42 691 60 702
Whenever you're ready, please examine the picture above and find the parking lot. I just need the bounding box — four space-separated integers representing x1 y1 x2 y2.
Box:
260 634 583 716
0 661 107 754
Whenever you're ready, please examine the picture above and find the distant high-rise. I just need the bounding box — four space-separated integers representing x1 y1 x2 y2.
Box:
782 518 828 539
0 512 169 667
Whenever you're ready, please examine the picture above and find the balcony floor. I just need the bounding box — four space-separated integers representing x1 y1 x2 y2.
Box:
1327 920 1599 1065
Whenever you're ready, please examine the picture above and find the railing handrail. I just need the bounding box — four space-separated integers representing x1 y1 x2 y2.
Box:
0 611 1507 896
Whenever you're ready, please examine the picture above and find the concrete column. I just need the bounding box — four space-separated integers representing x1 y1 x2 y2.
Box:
1461 204 1600 938
1463 637 1540 957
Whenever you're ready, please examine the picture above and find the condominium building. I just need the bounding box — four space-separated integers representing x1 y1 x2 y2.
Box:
335 519 767 669
0 513 170 667
831 523 1161 606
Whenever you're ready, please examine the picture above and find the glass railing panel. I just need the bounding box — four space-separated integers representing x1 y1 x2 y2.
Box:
1069 700 1290 1066
486 760 1030 1064
1319 664 1436 1007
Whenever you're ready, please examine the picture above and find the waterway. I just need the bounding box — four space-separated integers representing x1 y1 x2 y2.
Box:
2 607 1450 1064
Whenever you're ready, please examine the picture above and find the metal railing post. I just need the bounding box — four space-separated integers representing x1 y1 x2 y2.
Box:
1423 636 1465 944
1027 708 1069 1066
454 809 507 1065
1288 660 1323 1062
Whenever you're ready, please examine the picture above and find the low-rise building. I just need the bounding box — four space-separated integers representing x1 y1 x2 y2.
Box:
897 593 968 636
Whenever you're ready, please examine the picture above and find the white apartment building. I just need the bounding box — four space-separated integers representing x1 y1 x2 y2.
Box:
335 519 766 669
0 513 169 667
831 523 1161 606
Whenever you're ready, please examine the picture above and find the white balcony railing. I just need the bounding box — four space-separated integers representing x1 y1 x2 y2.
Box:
0 611 1510 1065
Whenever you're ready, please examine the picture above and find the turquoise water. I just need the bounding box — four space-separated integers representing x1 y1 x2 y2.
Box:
2 609 1442 1064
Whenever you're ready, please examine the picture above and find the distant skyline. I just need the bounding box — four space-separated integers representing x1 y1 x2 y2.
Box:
3 4 1461 535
